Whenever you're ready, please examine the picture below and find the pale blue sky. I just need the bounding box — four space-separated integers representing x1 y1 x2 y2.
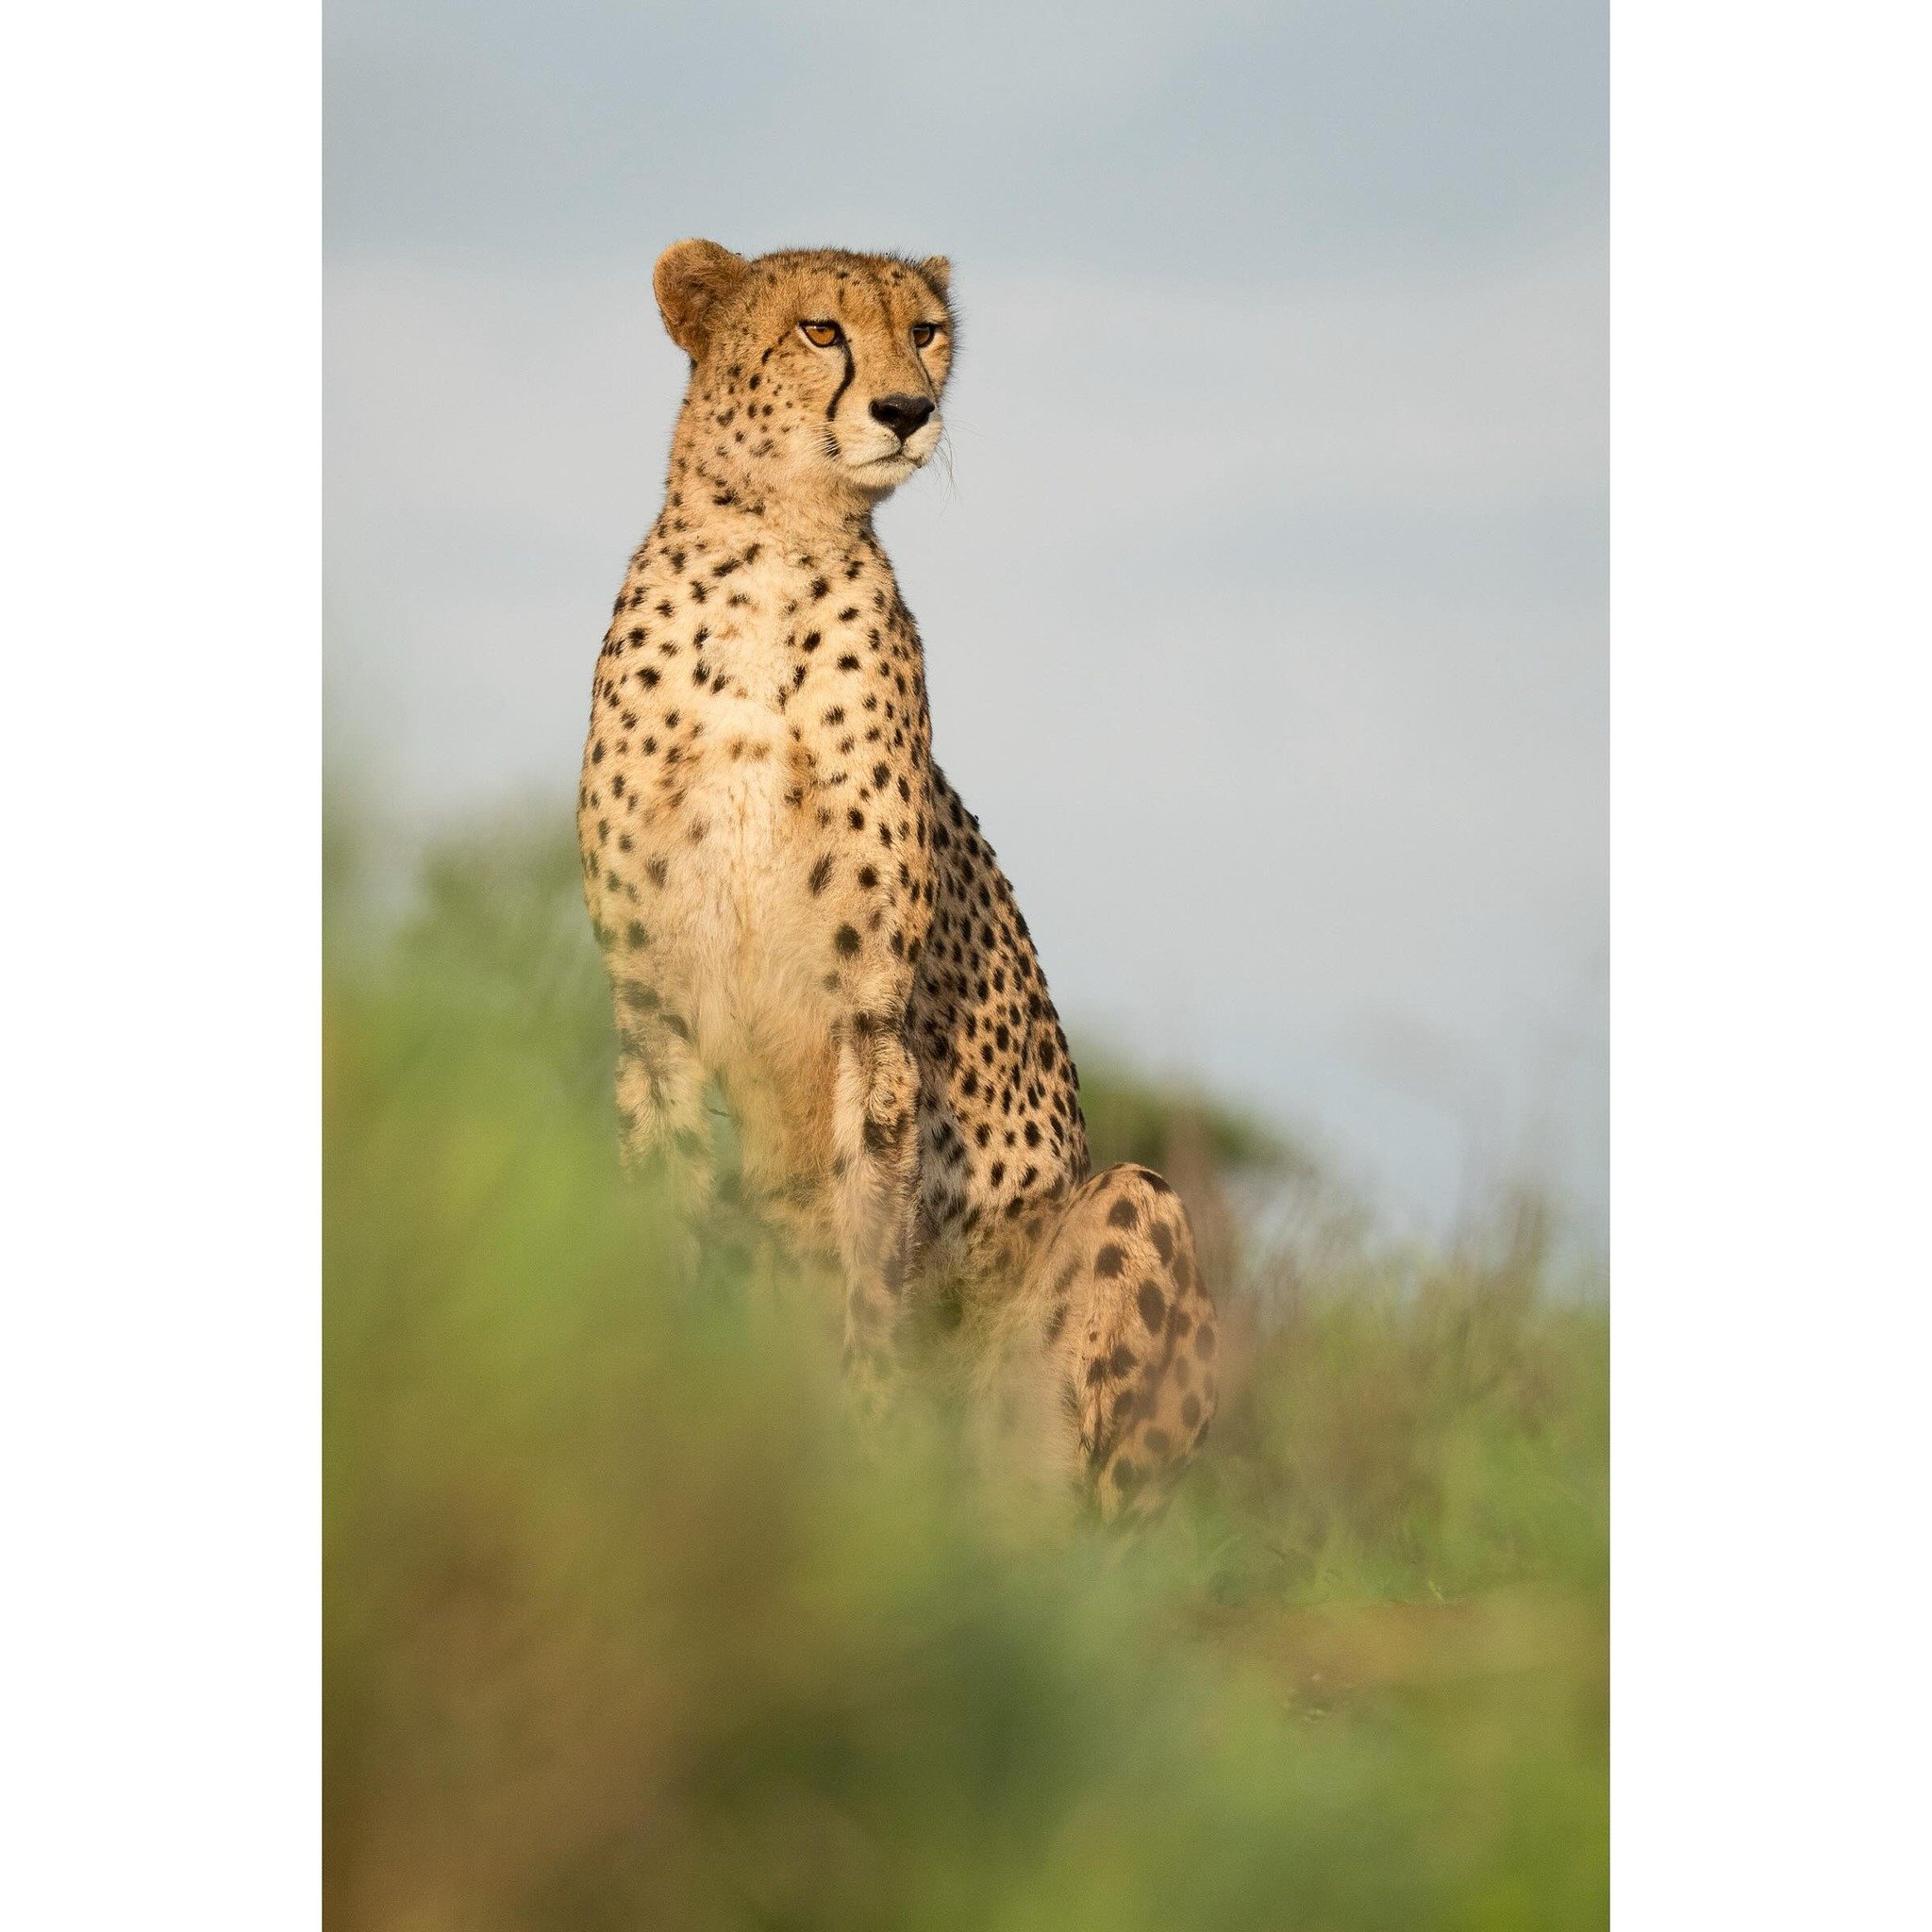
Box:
325 0 1607 1243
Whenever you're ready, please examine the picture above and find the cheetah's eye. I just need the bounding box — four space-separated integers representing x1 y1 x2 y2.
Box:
800 320 843 348
910 322 940 349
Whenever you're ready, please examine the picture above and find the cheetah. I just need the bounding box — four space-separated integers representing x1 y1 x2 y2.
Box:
577 241 1216 1516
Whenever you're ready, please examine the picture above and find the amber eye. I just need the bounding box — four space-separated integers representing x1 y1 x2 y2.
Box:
800 320 843 348
910 322 940 349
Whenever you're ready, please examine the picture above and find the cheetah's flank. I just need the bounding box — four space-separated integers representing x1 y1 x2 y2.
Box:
578 241 1214 1515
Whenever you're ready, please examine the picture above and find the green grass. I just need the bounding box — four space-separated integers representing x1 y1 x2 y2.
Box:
325 819 1607 1930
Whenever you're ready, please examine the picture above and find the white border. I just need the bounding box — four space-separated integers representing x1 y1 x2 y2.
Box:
1613 4 1929 1924
3 4 321 1925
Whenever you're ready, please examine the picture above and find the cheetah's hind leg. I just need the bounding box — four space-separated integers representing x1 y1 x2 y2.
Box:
1029 1164 1219 1522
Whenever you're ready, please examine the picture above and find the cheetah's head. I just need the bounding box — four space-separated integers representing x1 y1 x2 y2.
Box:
654 242 954 510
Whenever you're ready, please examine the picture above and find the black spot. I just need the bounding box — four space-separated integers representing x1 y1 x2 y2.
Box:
1143 1427 1172 1457
835 924 861 957
1136 1280 1165 1334
1150 1220 1174 1263
808 855 833 894
1094 1243 1125 1278
1180 1394 1202 1429
1107 1196 1139 1231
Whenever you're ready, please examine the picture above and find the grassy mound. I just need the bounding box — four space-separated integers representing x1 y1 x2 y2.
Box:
325 821 1607 1930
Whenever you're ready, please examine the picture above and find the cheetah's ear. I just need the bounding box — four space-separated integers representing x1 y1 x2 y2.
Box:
918 256 952 301
654 239 750 359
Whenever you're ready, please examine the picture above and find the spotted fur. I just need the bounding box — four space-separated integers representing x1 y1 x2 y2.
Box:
579 242 1215 1514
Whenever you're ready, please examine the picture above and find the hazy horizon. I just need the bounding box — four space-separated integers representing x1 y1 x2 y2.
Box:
325 0 1607 1245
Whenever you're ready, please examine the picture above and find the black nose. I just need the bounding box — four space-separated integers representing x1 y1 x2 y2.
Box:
869 392 935 441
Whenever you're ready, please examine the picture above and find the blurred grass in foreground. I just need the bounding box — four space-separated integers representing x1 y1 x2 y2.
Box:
325 817 1607 1930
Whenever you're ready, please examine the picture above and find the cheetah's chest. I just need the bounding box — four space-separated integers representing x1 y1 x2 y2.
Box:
669 718 812 1022
637 587 833 1044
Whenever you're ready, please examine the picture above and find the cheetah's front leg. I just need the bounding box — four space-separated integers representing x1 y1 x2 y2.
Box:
606 972 714 1242
829 1007 922 1412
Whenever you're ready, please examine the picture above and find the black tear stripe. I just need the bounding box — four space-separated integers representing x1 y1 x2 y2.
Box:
826 338 856 421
